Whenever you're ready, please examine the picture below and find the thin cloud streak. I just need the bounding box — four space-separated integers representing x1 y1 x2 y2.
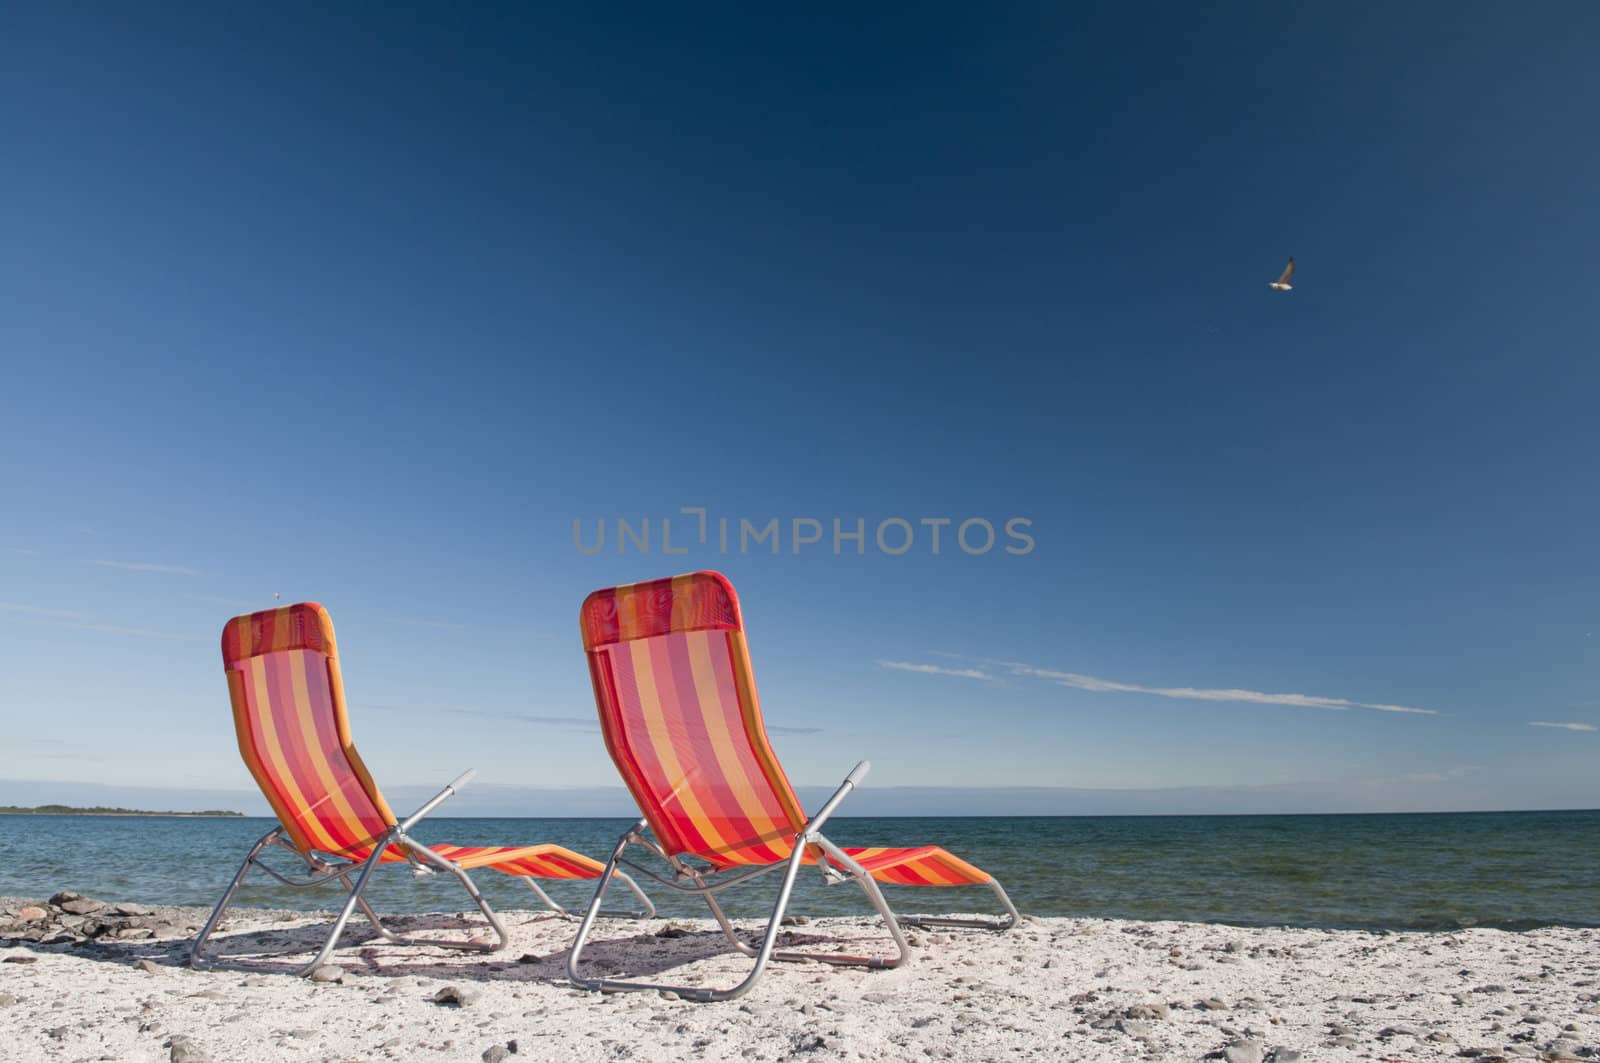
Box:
1530 721 1597 732
877 660 996 681
0 601 198 641
896 654 1439 716
0 602 89 620
89 559 201 576
420 706 823 736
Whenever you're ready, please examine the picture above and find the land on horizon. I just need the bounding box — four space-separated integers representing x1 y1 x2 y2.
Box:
0 804 243 818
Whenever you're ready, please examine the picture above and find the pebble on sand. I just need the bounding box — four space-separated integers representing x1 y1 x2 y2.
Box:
432 985 481 1007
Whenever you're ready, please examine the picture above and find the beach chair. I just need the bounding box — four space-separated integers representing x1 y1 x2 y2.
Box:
566 572 1018 1001
190 602 652 976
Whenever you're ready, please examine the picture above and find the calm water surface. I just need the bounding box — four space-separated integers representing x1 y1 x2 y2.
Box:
2 810 1595 930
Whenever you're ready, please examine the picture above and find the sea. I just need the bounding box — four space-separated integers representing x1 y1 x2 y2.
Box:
2 810 1596 931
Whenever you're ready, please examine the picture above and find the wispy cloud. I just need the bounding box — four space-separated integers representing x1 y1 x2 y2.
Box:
877 660 996 681
0 601 198 640
90 559 201 576
374 704 820 736
0 602 88 621
884 654 1439 716
1529 721 1597 732
445 709 599 731
1403 764 1480 783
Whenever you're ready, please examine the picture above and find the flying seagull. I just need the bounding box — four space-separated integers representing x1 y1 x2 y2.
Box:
1269 257 1295 291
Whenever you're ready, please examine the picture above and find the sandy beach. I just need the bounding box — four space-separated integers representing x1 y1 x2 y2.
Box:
3 895 1597 1062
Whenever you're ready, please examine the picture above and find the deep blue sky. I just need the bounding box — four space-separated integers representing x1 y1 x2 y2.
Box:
2 3 1597 815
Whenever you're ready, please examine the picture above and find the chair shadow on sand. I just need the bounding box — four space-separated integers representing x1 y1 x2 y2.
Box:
49 913 916 987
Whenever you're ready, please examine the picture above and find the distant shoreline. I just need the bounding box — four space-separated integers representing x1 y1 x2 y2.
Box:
0 806 243 818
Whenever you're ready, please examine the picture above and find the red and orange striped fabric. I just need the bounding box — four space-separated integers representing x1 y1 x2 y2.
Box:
581 573 992 887
221 602 605 881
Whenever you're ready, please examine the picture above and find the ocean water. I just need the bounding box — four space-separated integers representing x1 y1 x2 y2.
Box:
1 810 1596 931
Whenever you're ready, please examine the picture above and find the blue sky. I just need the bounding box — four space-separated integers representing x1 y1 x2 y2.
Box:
2 3 1597 815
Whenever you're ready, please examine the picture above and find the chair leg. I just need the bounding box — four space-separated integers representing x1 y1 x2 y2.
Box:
190 827 281 970
523 879 568 914
564 825 636 981
190 829 535 975
568 839 815 1002
523 870 655 919
381 834 509 954
295 844 389 975
702 890 757 956
766 835 911 970
886 878 1022 932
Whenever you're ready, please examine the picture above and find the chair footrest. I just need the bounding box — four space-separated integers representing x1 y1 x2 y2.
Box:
364 843 609 879
836 846 994 886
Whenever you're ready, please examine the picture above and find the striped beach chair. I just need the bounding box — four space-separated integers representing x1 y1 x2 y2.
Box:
566 572 1018 1001
190 602 652 976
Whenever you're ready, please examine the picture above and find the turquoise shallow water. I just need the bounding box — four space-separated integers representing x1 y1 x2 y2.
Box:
2 810 1596 930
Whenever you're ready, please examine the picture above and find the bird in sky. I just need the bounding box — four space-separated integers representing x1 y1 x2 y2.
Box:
1269 257 1295 291
273 592 280 601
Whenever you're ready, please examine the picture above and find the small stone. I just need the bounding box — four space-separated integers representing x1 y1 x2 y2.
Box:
0 992 16 1007
168 1036 212 1063
1271 1051 1302 1063
659 990 680 1001
1224 1039 1264 1063
483 1047 512 1063
1198 998 1230 1011
516 953 540 964
309 965 344 984
1125 1004 1169 1020
1579 1004 1600 1016
1379 1025 1425 1039
59 897 106 915
655 925 688 939
1224 940 1245 953
432 985 480 1007
1329 1036 1358 1048
133 959 162 974
2 955 38 964
1117 1019 1154 1039
16 906 47 922
48 891 81 905
115 903 154 917
1428 1031 1457 1042
862 992 893 1004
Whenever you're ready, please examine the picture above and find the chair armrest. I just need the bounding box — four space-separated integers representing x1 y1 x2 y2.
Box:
803 760 870 838
398 769 476 833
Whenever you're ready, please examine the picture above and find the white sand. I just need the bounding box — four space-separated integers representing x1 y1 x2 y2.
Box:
3 901 1598 1062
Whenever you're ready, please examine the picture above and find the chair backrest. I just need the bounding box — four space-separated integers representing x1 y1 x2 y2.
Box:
581 572 809 863
221 603 396 857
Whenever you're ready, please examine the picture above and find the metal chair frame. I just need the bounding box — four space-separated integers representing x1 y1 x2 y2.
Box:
566 761 1019 1002
191 771 653 976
